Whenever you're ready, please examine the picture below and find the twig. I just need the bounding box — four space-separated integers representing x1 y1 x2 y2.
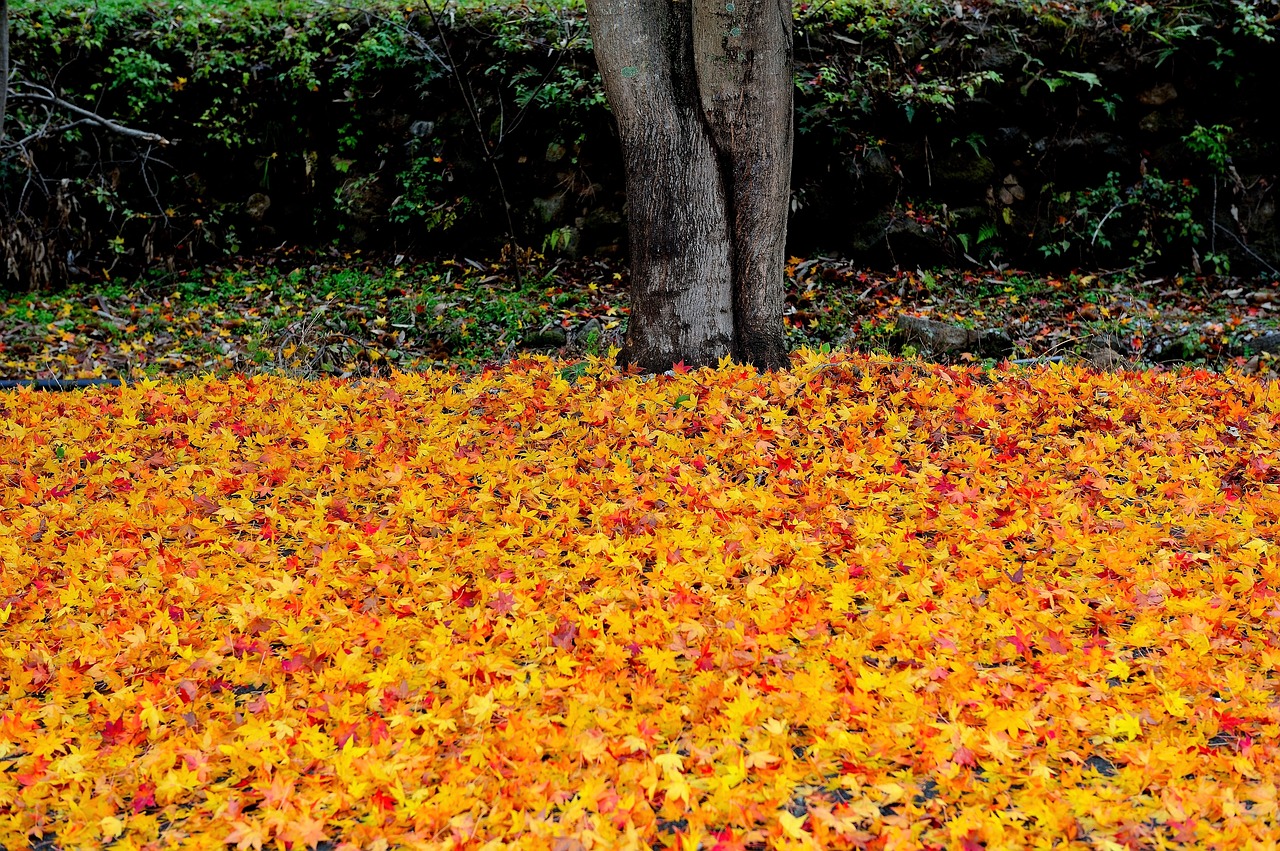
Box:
9 83 170 145
1009 356 1065 365
0 377 123 390
320 1 450 71
1214 221 1280 277
420 0 522 286
6 117 92 150
1090 199 1124 245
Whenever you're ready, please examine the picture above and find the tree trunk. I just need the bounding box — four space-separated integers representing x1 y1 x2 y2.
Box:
0 0 10 143
586 0 793 372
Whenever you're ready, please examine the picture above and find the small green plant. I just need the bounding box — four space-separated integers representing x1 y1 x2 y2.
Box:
510 66 605 113
388 152 471 230
99 46 173 118
542 226 575 254
955 222 1001 263
1040 170 1204 269
1184 124 1233 172
559 361 590 383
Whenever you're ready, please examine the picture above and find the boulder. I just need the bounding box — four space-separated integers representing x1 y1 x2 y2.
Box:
245 193 272 222
572 317 603 348
521 323 567 350
531 195 565 224
1137 84 1178 106
1247 332 1280 356
895 315 1012 357
850 213 953 268
1082 333 1132 369
935 152 996 191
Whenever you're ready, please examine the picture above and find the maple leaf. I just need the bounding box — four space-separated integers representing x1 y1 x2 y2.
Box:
710 829 749 851
281 814 330 849
464 691 499 726
3 354 1279 848
778 810 810 840
489 590 517 615
550 617 579 650
1043 630 1072 654
223 818 269 851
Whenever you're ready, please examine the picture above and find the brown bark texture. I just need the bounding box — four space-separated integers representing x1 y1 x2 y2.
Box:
586 0 793 372
0 0 10 143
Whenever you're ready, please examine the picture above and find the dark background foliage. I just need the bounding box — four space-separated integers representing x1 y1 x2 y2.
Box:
1 0 1277 290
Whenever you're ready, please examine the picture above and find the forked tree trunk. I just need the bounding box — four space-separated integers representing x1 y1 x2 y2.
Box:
586 0 793 372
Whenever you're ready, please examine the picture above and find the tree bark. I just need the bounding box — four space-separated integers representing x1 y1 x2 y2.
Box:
1 0 10 143
586 0 792 372
693 0 792 369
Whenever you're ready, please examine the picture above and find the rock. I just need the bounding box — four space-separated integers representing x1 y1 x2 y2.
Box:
245 193 272 222
521 323 567 349
998 183 1026 205
408 120 435 139
947 206 989 228
854 146 897 196
1242 354 1274 376
1082 333 1131 369
850 213 953 268
1137 84 1178 106
531 195 565 224
1144 334 1203 363
992 127 1031 152
934 152 996 190
975 42 1022 71
577 207 624 255
1138 112 1164 134
545 142 567 162
334 174 385 245
895 314 1011 357
573 317 603 346
1248 332 1280 355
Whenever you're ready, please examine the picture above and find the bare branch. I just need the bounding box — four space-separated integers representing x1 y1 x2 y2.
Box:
1215 221 1280 277
10 83 171 145
5 117 92 150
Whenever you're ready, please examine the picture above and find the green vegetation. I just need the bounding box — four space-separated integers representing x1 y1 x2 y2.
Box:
4 0 1277 287
2 254 1276 383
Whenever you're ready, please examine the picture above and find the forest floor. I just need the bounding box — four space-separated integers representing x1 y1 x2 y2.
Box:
4 258 1280 847
3 351 1279 850
1 250 1278 382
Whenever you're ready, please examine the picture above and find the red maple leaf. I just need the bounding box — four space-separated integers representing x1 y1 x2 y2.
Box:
551 618 578 650
710 829 749 851
1044 631 1072 655
16 756 49 787
132 783 157 813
